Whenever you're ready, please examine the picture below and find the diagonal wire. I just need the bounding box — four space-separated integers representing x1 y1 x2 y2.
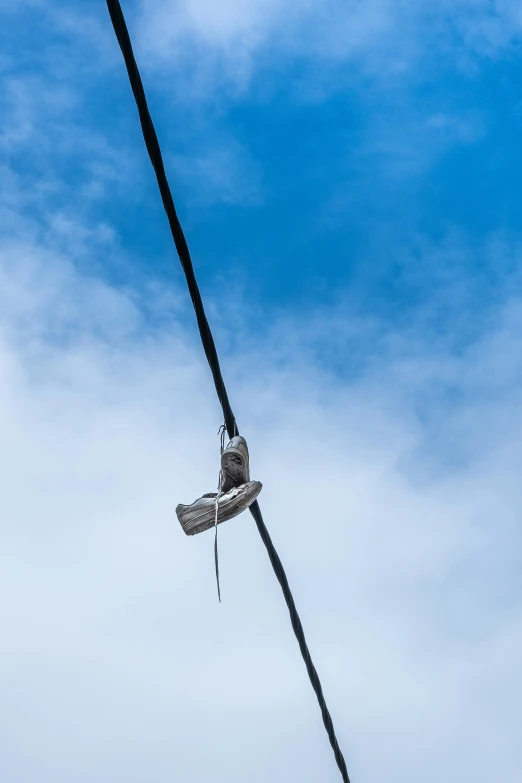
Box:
105 3 351 780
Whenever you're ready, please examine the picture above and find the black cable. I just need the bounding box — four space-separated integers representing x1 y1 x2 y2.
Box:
105 3 351 780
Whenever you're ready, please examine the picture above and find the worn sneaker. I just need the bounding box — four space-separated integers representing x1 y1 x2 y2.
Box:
220 435 250 493
176 480 262 536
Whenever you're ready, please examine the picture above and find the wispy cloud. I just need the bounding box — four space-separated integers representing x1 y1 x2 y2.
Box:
1 155 522 781
137 0 522 94
170 138 264 206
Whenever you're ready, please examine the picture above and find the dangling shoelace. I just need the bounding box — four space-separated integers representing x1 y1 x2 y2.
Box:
214 424 227 602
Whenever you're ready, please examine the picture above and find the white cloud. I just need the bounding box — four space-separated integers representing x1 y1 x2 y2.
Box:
136 0 397 93
0 188 521 782
136 0 522 94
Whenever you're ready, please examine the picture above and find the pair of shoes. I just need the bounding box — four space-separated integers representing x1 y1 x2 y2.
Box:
176 436 262 536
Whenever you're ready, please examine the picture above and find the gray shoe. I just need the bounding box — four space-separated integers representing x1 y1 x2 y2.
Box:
176 480 262 536
220 435 250 493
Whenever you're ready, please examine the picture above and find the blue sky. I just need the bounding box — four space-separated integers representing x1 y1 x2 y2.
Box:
6 0 522 330
1 2 522 782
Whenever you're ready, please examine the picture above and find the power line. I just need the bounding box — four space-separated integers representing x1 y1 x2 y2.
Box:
105 3 351 780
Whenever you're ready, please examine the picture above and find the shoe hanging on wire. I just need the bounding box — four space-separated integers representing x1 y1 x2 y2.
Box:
176 435 262 536
176 481 262 536
220 435 251 492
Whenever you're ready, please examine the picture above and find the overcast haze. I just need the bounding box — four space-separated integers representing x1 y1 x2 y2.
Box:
1 1 522 782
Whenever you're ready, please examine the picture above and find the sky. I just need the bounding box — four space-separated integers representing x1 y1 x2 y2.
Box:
1 1 521 781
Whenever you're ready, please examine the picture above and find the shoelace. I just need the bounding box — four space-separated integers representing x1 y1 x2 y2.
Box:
214 424 227 602
214 470 223 602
